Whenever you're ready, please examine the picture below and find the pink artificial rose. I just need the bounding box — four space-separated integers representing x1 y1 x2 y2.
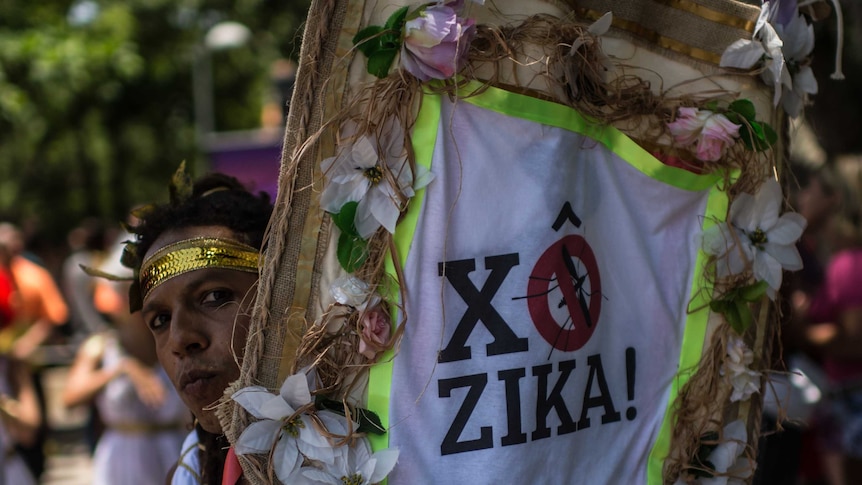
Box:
667 107 741 162
667 107 708 145
401 2 476 81
358 307 391 360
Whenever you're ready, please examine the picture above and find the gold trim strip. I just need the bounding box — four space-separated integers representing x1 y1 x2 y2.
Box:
140 237 259 300
653 0 756 32
575 7 723 65
110 421 186 434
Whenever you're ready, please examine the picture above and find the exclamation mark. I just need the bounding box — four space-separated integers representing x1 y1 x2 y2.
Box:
626 347 637 421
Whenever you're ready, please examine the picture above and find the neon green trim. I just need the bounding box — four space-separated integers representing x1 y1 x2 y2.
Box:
368 93 442 454
645 181 729 484
455 80 721 191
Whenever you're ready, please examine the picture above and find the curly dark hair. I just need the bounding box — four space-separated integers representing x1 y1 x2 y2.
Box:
133 172 273 258
119 170 273 314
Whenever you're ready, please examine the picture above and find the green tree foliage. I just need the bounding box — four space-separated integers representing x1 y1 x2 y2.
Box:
0 0 309 244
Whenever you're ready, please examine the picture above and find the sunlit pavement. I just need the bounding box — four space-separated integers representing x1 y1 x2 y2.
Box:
38 349 95 485
41 447 93 485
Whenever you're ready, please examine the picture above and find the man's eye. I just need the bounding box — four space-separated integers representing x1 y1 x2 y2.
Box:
149 314 170 331
202 289 232 305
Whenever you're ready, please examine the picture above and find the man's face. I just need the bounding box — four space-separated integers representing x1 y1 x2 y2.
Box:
140 226 257 434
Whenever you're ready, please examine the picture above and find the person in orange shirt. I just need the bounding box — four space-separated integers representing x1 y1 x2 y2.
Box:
0 223 68 360
0 222 65 481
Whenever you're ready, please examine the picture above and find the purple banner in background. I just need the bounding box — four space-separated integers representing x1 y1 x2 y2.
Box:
207 129 283 199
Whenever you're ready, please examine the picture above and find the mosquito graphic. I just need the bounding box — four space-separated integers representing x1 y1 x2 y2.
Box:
514 240 607 358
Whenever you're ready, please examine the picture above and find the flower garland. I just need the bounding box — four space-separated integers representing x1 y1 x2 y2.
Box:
665 2 830 481
672 177 805 482
237 1 834 483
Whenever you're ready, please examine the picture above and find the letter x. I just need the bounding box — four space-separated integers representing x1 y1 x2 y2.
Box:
438 253 528 363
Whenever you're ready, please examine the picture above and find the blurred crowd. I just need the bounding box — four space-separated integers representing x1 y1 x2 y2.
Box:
756 156 862 485
0 217 189 485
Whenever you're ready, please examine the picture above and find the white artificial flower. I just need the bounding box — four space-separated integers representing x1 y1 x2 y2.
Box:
301 437 399 485
330 275 379 310
567 12 614 89
320 120 435 239
720 3 791 107
721 335 761 402
700 420 754 485
778 10 814 71
702 178 806 298
233 374 352 484
570 11 612 53
776 12 817 117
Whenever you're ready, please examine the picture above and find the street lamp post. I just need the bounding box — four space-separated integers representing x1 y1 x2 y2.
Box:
191 21 252 149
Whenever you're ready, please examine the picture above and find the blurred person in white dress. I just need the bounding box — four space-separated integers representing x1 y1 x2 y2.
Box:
63 222 189 485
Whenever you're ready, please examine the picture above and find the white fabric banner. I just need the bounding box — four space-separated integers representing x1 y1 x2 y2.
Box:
382 91 721 484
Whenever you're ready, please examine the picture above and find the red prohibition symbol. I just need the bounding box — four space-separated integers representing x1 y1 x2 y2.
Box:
527 235 602 352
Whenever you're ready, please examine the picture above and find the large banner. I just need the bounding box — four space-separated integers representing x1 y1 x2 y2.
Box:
370 85 726 483
224 1 827 484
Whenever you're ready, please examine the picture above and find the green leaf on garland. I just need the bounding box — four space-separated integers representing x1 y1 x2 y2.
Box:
724 98 777 153
739 120 777 152
331 202 368 272
384 6 409 31
691 430 720 478
724 111 742 125
353 26 384 57
315 398 387 435
354 407 386 435
337 231 368 273
367 48 400 78
710 298 746 333
728 99 756 121
739 280 769 302
331 202 360 237
709 277 766 333
734 299 754 333
738 125 756 151
709 299 731 315
352 6 409 78
749 121 771 150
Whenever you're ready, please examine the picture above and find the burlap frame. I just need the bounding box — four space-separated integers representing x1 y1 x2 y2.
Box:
220 0 352 481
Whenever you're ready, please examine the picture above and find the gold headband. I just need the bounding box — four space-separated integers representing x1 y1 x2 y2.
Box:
139 237 259 300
